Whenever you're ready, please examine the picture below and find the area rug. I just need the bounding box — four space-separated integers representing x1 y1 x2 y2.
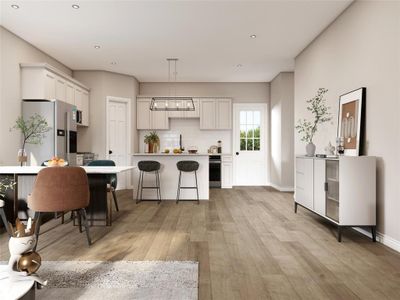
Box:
34 261 198 300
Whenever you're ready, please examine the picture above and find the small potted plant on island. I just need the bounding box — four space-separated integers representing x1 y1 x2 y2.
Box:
295 88 332 157
144 131 160 153
10 114 51 166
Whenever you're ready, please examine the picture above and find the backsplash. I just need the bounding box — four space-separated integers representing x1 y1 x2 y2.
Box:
138 119 231 153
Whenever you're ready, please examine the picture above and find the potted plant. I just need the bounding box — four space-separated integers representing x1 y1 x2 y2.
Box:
295 88 332 156
144 131 160 153
11 114 51 166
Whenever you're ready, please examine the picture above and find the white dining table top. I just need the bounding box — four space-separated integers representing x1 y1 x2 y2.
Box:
0 166 135 175
0 265 35 300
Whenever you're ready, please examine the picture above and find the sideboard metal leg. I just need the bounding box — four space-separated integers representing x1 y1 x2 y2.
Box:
371 226 377 242
294 202 298 213
338 226 342 242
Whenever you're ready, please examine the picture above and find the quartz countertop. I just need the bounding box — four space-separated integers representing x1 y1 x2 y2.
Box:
132 153 232 156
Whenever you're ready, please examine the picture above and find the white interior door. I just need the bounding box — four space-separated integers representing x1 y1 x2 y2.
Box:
106 97 131 190
233 104 267 186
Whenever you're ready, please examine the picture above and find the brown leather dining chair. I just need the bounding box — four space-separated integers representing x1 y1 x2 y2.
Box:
28 167 91 249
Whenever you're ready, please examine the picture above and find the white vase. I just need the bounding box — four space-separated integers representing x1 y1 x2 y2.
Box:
306 142 316 157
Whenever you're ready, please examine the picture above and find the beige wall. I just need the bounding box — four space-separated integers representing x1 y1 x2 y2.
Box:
295 2 400 241
0 26 72 165
270 72 294 190
139 82 270 103
72 71 139 157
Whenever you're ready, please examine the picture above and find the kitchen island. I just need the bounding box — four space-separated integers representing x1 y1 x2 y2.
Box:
132 153 209 200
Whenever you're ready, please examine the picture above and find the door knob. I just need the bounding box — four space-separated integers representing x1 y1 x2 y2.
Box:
236 152 239 155
109 150 113 154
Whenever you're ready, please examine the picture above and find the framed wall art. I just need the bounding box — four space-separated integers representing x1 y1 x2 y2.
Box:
337 87 366 156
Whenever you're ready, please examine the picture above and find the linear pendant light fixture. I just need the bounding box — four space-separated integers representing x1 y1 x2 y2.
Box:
150 58 195 111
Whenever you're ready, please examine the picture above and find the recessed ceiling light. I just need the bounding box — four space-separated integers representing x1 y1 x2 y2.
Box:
11 4 19 9
250 34 257 38
72 4 80 9
236 64 243 68
111 62 117 65
94 45 101 49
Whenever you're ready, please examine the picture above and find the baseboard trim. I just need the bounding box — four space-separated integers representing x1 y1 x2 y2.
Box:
354 227 400 253
268 183 294 192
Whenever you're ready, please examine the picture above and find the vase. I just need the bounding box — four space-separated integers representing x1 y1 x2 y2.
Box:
17 149 27 166
148 143 154 153
306 142 316 157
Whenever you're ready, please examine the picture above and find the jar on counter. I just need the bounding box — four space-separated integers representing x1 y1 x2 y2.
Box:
217 140 222 153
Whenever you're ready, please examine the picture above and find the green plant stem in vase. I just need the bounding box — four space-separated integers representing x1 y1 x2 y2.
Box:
295 88 332 157
144 131 160 153
10 114 51 166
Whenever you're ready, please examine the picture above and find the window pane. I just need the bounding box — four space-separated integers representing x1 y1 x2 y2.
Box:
254 139 260 151
247 138 253 151
247 125 254 138
240 111 246 125
240 139 246 151
246 111 253 124
254 111 260 125
254 125 260 138
240 125 246 138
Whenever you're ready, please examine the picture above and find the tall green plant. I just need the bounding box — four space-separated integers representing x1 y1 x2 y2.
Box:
295 88 332 143
11 114 51 165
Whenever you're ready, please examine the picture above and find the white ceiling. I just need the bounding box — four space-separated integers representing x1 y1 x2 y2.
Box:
0 0 352 82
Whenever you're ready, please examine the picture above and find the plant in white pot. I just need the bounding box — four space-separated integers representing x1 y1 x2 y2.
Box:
295 88 331 157
10 114 51 166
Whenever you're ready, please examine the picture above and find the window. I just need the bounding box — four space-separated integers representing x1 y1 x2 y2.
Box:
240 110 261 151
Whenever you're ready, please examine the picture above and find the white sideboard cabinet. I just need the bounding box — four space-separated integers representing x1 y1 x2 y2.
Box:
295 156 376 242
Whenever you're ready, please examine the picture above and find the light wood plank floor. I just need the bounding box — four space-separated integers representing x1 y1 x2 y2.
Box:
2 187 400 299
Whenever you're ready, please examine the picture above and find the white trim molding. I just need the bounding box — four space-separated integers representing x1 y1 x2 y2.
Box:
354 227 400 253
269 183 294 192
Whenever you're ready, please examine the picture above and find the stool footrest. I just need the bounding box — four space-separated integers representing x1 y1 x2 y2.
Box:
178 187 198 189
141 186 161 189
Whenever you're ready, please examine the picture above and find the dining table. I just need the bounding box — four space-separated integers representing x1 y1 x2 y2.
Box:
0 166 135 226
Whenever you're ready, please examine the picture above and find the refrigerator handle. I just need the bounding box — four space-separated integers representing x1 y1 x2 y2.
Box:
66 111 70 159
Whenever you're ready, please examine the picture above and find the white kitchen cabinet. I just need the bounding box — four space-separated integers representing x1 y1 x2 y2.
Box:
151 101 169 130
137 98 169 130
185 99 200 118
137 99 152 129
66 83 75 105
21 63 91 127
55 75 66 102
200 99 216 129
199 98 232 130
74 88 83 110
216 99 232 129
168 100 184 118
295 156 376 242
81 90 90 126
44 71 56 100
221 155 233 188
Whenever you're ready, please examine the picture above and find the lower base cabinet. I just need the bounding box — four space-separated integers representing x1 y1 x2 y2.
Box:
221 155 233 189
295 156 376 242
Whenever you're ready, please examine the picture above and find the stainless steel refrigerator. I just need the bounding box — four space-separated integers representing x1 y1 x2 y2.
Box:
22 100 77 166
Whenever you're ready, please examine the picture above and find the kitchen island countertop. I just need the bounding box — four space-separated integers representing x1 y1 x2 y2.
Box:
132 153 231 156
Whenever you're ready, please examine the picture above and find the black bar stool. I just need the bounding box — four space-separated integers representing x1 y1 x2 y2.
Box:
176 160 200 204
136 160 162 204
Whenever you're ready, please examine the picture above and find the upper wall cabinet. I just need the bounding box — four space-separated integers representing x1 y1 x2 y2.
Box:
137 98 169 130
136 97 231 130
21 63 90 126
200 98 232 130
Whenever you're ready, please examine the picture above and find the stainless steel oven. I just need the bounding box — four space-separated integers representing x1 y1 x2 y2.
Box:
209 155 221 188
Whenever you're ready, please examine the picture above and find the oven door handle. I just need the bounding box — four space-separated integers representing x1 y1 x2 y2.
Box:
209 161 221 164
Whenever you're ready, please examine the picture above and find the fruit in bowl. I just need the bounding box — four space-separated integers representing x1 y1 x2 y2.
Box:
173 148 182 154
45 157 67 167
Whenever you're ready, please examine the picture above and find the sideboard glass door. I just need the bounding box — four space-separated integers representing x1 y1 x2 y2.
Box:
326 160 339 222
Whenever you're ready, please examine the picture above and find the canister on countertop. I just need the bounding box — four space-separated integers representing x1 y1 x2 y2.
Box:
217 140 222 153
